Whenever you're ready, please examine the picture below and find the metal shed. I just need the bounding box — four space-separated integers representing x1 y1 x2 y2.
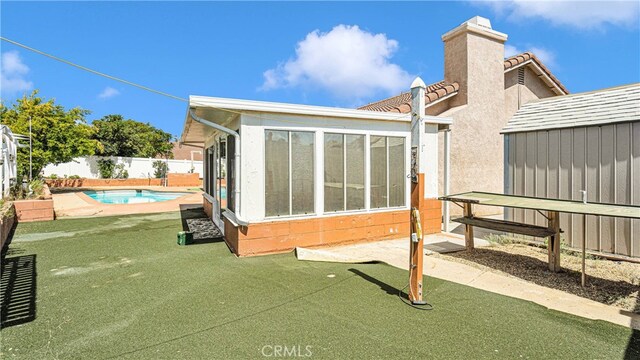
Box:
502 83 640 259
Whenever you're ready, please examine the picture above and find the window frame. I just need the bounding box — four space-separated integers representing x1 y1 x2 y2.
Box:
264 129 316 219
262 128 408 221
369 135 407 210
323 132 366 213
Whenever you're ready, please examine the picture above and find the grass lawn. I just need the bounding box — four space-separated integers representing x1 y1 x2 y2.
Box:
1 211 638 359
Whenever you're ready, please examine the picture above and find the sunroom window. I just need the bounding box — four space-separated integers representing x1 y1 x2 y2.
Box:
370 136 405 208
265 130 315 217
324 133 365 212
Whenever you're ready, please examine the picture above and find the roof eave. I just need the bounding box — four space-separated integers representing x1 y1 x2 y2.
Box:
504 56 568 95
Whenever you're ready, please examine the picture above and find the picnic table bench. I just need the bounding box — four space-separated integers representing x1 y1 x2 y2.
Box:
438 192 640 286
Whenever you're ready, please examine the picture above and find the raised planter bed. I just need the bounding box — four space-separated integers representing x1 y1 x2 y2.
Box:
45 174 201 188
46 178 162 188
167 173 201 187
1 203 16 249
12 183 55 222
13 199 55 222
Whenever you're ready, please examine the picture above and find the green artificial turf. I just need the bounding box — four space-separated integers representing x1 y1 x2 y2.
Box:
1 211 638 359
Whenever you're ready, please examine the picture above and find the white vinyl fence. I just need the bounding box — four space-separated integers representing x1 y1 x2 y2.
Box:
43 156 203 179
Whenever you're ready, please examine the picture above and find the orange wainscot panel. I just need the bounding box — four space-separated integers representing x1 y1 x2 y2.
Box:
223 202 441 257
289 219 322 234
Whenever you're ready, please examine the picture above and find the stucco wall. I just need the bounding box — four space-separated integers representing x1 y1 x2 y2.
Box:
239 112 437 222
435 35 559 216
504 67 556 119
436 30 506 215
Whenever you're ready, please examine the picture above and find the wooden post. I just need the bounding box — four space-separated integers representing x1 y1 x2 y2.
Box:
409 210 425 304
409 174 426 305
547 211 561 272
463 203 474 250
408 78 427 305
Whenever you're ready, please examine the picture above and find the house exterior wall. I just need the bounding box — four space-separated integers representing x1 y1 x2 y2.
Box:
437 27 507 215
504 67 556 119
224 200 441 256
203 112 443 256
238 112 424 222
434 58 558 216
505 121 640 258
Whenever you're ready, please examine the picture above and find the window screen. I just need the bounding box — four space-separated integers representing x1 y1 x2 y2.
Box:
291 132 315 215
265 130 290 216
265 130 315 217
370 136 387 208
324 133 344 212
388 137 405 207
370 136 405 208
346 135 365 210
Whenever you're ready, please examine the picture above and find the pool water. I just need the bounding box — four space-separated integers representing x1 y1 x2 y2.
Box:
84 190 188 204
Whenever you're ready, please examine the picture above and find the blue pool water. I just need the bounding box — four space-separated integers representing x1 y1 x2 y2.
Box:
84 190 188 204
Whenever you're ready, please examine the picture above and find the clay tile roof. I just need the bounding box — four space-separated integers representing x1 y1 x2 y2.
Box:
359 52 566 113
504 52 569 95
358 81 460 113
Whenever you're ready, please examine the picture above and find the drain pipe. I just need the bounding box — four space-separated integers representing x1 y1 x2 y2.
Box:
443 128 451 232
189 109 247 226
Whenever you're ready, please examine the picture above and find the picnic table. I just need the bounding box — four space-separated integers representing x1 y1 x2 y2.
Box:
438 192 640 286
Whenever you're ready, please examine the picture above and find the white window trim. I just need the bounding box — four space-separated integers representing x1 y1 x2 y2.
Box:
264 128 317 219
262 129 409 221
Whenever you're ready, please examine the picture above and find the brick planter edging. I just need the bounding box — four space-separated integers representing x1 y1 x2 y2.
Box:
1 204 16 249
46 178 162 187
45 174 201 188
13 199 54 222
167 173 201 187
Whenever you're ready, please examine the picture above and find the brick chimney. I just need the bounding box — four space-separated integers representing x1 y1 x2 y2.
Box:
442 16 507 108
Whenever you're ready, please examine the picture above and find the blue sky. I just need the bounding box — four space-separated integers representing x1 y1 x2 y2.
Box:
1 1 639 136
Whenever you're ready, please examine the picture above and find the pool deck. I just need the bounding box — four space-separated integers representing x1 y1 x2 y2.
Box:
51 186 203 218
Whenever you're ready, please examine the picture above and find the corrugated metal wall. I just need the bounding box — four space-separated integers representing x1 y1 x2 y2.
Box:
505 121 639 258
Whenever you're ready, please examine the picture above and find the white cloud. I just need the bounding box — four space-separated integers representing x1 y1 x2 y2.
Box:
480 0 640 29
260 25 413 100
98 86 120 99
1 51 34 96
505 44 556 67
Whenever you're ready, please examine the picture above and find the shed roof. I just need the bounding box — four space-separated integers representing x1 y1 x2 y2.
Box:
501 83 640 134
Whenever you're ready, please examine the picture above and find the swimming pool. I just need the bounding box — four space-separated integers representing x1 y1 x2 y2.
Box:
84 190 189 204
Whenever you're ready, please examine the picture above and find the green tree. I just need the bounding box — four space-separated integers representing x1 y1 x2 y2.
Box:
91 115 174 158
0 91 97 178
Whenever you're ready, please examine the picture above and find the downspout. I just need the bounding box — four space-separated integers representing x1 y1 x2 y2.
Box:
443 128 451 232
189 109 248 226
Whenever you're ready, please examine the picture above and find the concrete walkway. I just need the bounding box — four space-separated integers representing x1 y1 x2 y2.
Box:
51 187 203 218
296 233 640 330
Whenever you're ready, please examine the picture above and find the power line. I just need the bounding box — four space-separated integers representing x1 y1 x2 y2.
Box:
0 37 410 127
0 36 188 103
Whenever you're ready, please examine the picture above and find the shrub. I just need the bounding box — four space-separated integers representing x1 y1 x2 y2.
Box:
97 159 115 179
48 174 58 180
7 179 45 200
68 175 81 179
113 164 129 179
29 179 44 197
0 200 15 218
152 160 168 179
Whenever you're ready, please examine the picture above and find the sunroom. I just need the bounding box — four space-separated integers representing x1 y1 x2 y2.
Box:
180 95 451 256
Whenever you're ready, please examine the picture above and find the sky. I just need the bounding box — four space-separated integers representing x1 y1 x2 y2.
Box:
1 1 639 137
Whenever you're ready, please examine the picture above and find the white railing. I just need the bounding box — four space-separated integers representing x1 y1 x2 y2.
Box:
1 125 24 197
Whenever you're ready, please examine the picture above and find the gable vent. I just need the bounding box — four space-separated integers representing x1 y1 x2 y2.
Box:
517 67 525 85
